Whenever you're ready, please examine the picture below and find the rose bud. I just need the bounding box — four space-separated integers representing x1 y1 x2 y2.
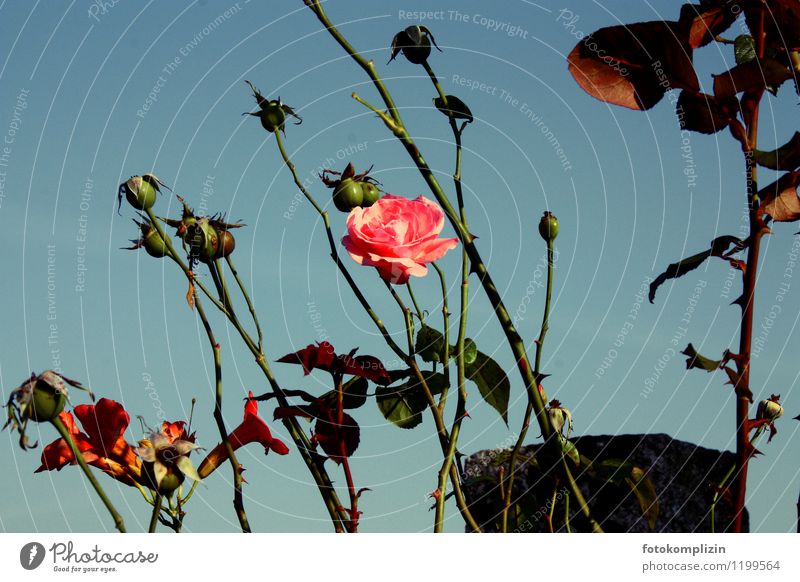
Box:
3 371 89 450
547 399 573 437
242 80 301 134
184 218 220 265
538 211 559 243
118 174 167 212
125 219 169 258
389 25 441 65
216 229 236 259
757 394 784 422
320 162 382 213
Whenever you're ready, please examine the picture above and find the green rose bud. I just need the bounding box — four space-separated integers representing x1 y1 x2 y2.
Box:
538 211 559 243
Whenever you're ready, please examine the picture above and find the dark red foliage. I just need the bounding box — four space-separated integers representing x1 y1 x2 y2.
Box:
568 20 698 111
274 400 360 463
277 341 392 385
679 1 740 48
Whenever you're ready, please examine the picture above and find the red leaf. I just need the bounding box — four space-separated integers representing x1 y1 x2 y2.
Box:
568 21 698 111
676 90 736 134
745 0 800 51
312 405 360 463
277 342 336 375
277 342 391 384
679 1 740 48
713 59 793 98
759 171 800 222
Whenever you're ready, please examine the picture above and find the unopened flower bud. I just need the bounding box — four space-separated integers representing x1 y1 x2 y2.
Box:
538 211 559 243
118 174 166 212
757 395 783 422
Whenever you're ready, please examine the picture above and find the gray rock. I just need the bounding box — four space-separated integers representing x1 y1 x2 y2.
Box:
462 433 747 532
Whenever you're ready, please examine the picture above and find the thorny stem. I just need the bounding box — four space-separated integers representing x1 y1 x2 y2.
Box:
731 10 766 533
274 127 476 529
149 494 162 533
431 262 451 411
502 238 555 532
144 207 347 533
406 281 424 321
50 416 126 533
305 0 599 532
388 283 481 532
336 375 359 532
193 271 251 533
426 65 472 532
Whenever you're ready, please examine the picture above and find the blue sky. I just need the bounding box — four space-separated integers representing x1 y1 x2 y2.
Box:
0 0 798 532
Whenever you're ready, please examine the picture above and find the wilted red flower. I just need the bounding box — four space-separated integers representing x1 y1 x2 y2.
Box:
36 399 141 486
198 391 289 479
277 341 391 385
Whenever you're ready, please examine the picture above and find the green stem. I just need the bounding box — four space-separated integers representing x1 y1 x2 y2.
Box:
193 272 251 533
565 492 572 533
50 416 126 533
547 484 558 533
502 239 554 532
144 207 347 533
390 283 480 532
149 494 162 533
179 479 199 505
711 431 762 532
274 131 407 361
406 281 424 321
305 0 599 531
226 255 263 351
427 62 471 531
431 263 451 413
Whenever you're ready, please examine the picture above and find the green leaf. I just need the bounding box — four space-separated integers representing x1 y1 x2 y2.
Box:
586 458 659 530
559 436 580 467
375 384 426 429
465 351 511 424
415 324 446 363
320 377 369 410
433 95 473 123
681 343 721 372
586 458 634 486
626 466 659 531
374 372 448 429
755 132 800 172
416 325 478 367
462 338 478 366
734 35 756 65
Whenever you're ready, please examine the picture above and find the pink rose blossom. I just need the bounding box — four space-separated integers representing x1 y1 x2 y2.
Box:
342 195 459 284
